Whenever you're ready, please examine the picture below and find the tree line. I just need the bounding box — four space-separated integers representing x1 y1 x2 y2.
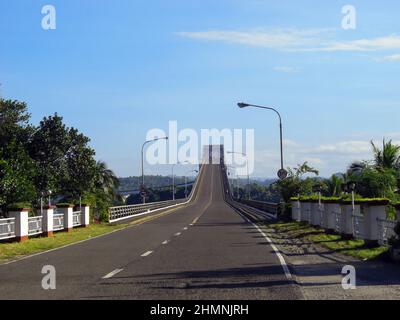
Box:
0 98 120 221
277 140 400 203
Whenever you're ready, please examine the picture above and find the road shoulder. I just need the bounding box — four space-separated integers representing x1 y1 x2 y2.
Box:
260 222 400 300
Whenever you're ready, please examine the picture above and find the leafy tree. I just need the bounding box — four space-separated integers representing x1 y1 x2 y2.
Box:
60 128 97 199
351 167 397 199
371 139 400 171
0 98 32 148
277 162 319 202
28 114 71 195
0 143 36 211
323 174 344 197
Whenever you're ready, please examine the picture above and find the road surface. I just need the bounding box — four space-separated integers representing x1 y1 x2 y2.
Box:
0 164 302 300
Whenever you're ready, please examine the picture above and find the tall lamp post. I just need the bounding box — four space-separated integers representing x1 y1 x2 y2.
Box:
227 151 250 200
141 136 168 204
226 165 237 198
238 102 286 180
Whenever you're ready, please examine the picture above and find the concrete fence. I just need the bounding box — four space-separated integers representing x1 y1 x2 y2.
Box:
0 205 90 242
291 200 399 245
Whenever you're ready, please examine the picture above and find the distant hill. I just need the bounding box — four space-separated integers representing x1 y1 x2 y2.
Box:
118 175 194 192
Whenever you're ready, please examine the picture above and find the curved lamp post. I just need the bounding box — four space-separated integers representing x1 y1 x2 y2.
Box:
141 136 168 204
238 102 286 179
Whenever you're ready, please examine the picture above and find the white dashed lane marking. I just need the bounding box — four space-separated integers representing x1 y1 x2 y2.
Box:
162 240 169 245
174 232 182 236
141 251 154 257
102 269 124 279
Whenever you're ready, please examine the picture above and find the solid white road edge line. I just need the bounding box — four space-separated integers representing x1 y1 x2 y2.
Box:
237 211 293 281
102 268 124 279
141 250 153 257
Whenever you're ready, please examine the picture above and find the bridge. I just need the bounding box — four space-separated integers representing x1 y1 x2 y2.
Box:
0 145 300 299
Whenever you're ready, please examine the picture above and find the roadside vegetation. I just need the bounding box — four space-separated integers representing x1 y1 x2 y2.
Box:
0 98 121 221
0 223 127 262
269 221 389 261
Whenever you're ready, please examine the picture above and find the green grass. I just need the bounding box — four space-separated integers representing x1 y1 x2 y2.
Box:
0 223 128 262
269 221 389 261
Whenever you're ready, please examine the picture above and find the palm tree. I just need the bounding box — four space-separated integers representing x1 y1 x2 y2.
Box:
95 161 120 198
347 161 368 176
347 139 400 176
371 139 400 171
325 174 344 196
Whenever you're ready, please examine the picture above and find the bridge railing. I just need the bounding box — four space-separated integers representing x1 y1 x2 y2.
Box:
236 199 281 216
109 164 204 223
0 218 15 240
109 198 187 223
28 216 43 236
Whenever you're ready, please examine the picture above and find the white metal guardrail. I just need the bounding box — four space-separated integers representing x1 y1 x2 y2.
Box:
28 216 43 236
109 164 204 223
73 211 82 227
53 213 64 231
377 218 397 245
109 198 187 222
0 218 15 240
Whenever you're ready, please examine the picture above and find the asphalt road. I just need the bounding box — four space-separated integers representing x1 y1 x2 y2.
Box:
0 164 302 300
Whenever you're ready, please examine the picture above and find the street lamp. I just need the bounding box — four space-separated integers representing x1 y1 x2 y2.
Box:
141 136 168 204
185 169 198 198
238 102 286 179
227 151 250 200
226 165 237 198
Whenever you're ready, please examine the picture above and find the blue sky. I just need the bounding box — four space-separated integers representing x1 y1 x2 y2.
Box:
1 0 400 178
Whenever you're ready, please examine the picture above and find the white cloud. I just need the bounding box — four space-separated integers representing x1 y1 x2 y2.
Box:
379 54 400 62
307 141 371 155
252 139 376 177
274 66 300 73
176 28 400 53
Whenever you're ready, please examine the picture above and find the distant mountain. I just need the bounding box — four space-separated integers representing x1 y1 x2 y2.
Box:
118 175 194 192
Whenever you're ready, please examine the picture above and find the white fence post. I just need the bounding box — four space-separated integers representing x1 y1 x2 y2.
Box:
81 205 90 227
42 206 54 237
57 205 74 232
8 208 29 242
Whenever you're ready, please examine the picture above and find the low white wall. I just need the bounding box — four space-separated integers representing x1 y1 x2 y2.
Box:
300 202 312 223
323 203 340 230
363 205 387 241
339 204 358 235
311 202 322 226
291 200 301 221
